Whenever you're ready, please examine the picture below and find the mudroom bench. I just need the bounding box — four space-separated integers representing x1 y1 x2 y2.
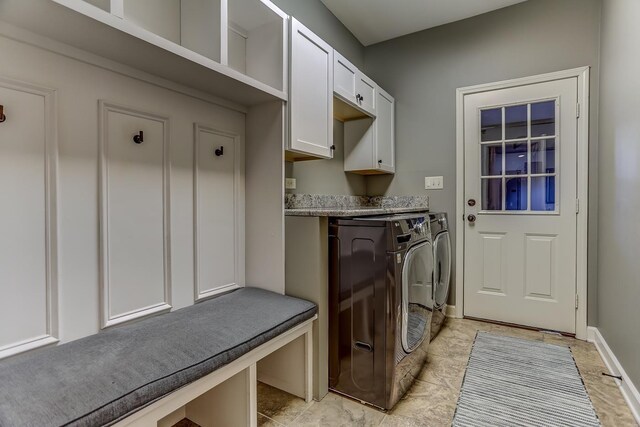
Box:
0 288 317 427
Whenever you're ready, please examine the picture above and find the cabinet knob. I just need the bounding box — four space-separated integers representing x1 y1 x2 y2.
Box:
215 146 224 156
330 145 336 150
378 159 383 164
0 105 5 123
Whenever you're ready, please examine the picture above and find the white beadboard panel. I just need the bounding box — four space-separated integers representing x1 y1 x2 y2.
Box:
194 124 243 301
99 101 171 328
0 76 58 359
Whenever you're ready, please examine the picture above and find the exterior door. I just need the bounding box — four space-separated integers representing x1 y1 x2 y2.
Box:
463 78 578 333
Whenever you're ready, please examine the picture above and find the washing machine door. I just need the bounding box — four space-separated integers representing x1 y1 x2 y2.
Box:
401 241 434 353
433 231 451 310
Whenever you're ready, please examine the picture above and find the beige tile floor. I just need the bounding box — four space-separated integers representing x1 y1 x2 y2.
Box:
255 318 638 427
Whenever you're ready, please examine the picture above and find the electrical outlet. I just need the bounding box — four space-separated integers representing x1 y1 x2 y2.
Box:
285 178 297 190
425 176 444 190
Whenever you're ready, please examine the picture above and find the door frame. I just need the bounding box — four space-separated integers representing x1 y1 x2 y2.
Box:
455 67 590 340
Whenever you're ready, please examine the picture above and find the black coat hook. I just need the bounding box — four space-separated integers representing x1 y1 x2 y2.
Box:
215 146 224 156
133 131 144 144
0 105 6 123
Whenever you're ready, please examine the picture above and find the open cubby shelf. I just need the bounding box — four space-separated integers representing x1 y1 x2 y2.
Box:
2 0 288 106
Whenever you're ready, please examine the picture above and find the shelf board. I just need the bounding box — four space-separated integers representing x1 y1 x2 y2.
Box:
0 0 287 106
333 96 374 122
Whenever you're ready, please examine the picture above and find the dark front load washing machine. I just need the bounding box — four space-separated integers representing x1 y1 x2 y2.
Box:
328 213 433 410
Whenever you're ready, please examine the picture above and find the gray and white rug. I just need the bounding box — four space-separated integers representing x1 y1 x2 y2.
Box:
452 332 600 427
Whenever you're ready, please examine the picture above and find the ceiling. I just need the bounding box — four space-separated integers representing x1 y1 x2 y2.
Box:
320 0 527 46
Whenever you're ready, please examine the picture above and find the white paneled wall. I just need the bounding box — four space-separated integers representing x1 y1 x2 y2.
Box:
0 34 248 352
0 77 58 359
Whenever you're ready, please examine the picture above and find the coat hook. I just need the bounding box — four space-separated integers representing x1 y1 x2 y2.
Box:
133 130 144 144
0 105 6 123
215 146 224 156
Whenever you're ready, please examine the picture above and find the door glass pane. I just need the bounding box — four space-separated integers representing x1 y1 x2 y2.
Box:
505 177 528 210
402 242 433 352
481 144 503 176
481 108 502 142
531 101 555 137
505 104 527 140
482 178 503 210
531 139 556 174
531 176 556 211
505 141 528 175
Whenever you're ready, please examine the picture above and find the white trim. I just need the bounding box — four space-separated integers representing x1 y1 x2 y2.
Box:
587 326 640 424
0 76 59 359
98 101 172 329
113 316 316 426
193 124 244 302
455 67 590 339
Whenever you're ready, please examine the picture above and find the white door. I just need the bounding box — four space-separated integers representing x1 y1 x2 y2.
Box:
463 78 578 333
289 18 333 159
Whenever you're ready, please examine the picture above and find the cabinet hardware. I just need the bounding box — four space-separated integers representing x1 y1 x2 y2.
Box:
378 159 383 164
330 145 336 150
215 146 224 156
133 131 144 144
0 105 5 123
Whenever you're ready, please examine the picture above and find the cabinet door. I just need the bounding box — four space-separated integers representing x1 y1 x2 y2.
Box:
375 88 395 173
289 18 333 159
356 73 376 116
333 50 357 104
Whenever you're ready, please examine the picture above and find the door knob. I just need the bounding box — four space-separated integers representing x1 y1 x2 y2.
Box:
467 214 477 223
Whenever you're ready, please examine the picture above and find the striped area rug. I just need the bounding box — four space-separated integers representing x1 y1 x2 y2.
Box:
452 332 600 427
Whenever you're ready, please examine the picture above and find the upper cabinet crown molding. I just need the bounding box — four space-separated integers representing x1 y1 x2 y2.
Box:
0 0 288 107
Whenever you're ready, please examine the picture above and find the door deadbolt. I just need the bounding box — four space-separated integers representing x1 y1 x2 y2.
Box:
467 199 476 207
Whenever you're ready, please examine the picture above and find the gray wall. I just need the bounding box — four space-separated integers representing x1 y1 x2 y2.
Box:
271 0 364 68
597 0 640 387
273 0 367 196
364 0 602 316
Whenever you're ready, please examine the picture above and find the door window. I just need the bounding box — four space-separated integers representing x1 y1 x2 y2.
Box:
480 100 558 212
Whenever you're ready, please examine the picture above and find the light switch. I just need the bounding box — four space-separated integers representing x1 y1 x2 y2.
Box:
285 178 297 190
425 176 444 190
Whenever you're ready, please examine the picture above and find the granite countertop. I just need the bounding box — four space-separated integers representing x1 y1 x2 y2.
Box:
284 194 429 217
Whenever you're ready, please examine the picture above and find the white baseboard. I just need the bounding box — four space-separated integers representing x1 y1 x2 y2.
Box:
587 326 640 424
445 305 457 318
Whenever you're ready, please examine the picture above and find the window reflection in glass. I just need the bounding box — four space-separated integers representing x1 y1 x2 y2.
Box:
531 176 555 211
482 178 502 210
505 104 528 140
481 108 502 142
505 141 528 175
481 144 503 176
531 101 555 137
531 139 555 174
505 177 528 210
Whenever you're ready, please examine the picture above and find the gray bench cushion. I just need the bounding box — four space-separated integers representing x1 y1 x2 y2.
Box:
0 287 316 427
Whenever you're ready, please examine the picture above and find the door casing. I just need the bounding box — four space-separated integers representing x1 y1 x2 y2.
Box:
455 67 590 340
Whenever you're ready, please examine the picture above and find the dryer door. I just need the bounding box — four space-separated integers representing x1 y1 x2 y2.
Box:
433 231 452 310
401 241 434 353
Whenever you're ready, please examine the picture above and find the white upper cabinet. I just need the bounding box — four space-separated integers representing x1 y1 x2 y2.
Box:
333 50 376 118
356 73 376 116
288 18 334 160
333 51 358 105
344 87 395 174
375 87 395 173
